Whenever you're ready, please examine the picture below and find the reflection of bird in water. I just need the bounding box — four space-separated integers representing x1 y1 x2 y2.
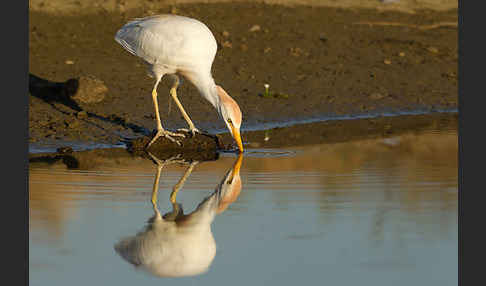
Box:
114 153 244 277
115 15 244 151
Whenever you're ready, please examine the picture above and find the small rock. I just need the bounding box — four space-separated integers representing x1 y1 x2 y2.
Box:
297 74 306 80
399 52 405 57
65 60 74 65
290 47 304 57
319 33 328 42
222 31 230 38
222 41 232 48
249 25 261 32
427 46 439 54
384 59 392 65
77 111 88 119
264 47 272 53
71 75 108 104
370 92 385 100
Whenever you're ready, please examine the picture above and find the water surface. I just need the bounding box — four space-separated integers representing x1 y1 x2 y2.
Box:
29 127 458 286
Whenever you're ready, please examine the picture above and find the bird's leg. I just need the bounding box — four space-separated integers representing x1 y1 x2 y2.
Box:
170 161 199 204
146 79 185 149
168 76 200 137
149 155 167 220
148 152 191 220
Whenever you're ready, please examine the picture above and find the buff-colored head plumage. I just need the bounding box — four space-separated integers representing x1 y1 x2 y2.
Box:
216 85 243 152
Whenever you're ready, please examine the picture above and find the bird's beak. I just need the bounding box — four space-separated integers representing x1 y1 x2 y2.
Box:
233 152 243 174
217 153 244 214
227 153 243 184
231 125 244 153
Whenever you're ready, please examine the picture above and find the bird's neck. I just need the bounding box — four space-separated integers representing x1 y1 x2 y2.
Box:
200 79 219 109
184 71 219 108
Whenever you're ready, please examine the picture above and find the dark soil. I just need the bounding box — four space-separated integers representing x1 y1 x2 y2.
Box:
128 130 227 159
29 111 457 169
28 2 458 153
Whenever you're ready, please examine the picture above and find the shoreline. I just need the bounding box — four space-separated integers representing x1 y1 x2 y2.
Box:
29 111 458 163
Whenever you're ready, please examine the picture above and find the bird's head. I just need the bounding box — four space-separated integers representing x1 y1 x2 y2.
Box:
216 85 243 153
216 153 243 214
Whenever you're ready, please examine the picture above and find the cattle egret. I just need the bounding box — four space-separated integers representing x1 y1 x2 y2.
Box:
115 15 244 152
114 153 244 277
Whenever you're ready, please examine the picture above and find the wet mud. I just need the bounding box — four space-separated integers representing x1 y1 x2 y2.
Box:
29 111 457 170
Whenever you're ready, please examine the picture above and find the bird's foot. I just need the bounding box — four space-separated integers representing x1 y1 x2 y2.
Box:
146 129 186 149
177 127 201 138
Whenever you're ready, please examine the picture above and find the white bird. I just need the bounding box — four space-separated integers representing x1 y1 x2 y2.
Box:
114 153 244 277
115 15 244 152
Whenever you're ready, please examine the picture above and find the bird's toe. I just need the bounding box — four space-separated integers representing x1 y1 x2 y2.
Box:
166 130 186 138
177 127 201 138
146 130 184 149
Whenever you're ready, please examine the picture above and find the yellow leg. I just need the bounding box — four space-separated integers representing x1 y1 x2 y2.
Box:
151 164 163 207
146 79 185 149
170 84 199 135
170 162 198 203
151 164 164 219
152 88 164 132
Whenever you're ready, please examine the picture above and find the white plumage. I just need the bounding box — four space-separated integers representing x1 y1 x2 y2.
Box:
115 15 244 151
115 15 216 80
114 154 244 277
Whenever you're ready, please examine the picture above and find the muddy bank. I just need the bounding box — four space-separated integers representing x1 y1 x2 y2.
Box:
29 2 457 155
29 111 457 170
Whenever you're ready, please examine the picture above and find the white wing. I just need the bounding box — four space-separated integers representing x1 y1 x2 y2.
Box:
115 15 217 71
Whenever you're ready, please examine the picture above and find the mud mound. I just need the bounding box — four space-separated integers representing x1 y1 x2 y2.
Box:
127 130 229 161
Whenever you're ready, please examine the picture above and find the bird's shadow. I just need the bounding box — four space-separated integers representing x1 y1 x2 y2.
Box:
29 73 82 111
29 73 150 138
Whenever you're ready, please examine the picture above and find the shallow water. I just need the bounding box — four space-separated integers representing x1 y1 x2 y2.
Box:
29 127 458 286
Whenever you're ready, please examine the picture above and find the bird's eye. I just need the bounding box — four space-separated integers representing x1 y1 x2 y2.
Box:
227 118 232 124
